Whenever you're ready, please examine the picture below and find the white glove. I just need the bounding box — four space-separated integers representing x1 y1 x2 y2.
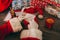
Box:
9 17 22 32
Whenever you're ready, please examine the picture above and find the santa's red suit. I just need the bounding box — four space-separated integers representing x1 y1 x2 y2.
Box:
0 5 43 40
24 5 43 16
0 17 22 40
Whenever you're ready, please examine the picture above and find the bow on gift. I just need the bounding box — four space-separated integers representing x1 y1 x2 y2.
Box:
0 0 12 12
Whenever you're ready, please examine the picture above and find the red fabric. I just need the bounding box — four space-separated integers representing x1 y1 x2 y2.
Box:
23 17 38 28
42 1 47 8
46 21 54 29
0 21 13 40
21 37 40 40
0 0 12 12
23 20 29 27
30 0 47 7
30 0 42 6
34 17 39 24
24 5 43 15
24 7 35 14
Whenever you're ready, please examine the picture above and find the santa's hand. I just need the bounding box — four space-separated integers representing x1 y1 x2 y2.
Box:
38 15 43 19
9 17 22 32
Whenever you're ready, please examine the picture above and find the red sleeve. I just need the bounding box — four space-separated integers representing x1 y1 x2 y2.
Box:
34 17 39 24
23 20 29 28
34 6 43 15
21 37 40 40
0 21 13 40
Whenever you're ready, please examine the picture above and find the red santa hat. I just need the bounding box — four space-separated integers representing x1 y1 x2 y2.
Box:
0 0 12 12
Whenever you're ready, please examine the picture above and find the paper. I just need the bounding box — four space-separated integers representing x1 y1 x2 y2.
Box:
9 17 22 32
3 11 12 22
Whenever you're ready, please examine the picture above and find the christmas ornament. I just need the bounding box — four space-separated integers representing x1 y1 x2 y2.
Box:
45 18 55 29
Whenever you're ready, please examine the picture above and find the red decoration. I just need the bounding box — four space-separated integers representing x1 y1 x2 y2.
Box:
45 18 55 29
44 0 60 8
30 0 47 8
0 0 12 12
21 37 40 40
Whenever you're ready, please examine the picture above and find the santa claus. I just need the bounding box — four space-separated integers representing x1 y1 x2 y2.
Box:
13 5 43 30
0 6 43 40
16 6 43 40
0 17 23 40
0 8 23 40
0 0 44 40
